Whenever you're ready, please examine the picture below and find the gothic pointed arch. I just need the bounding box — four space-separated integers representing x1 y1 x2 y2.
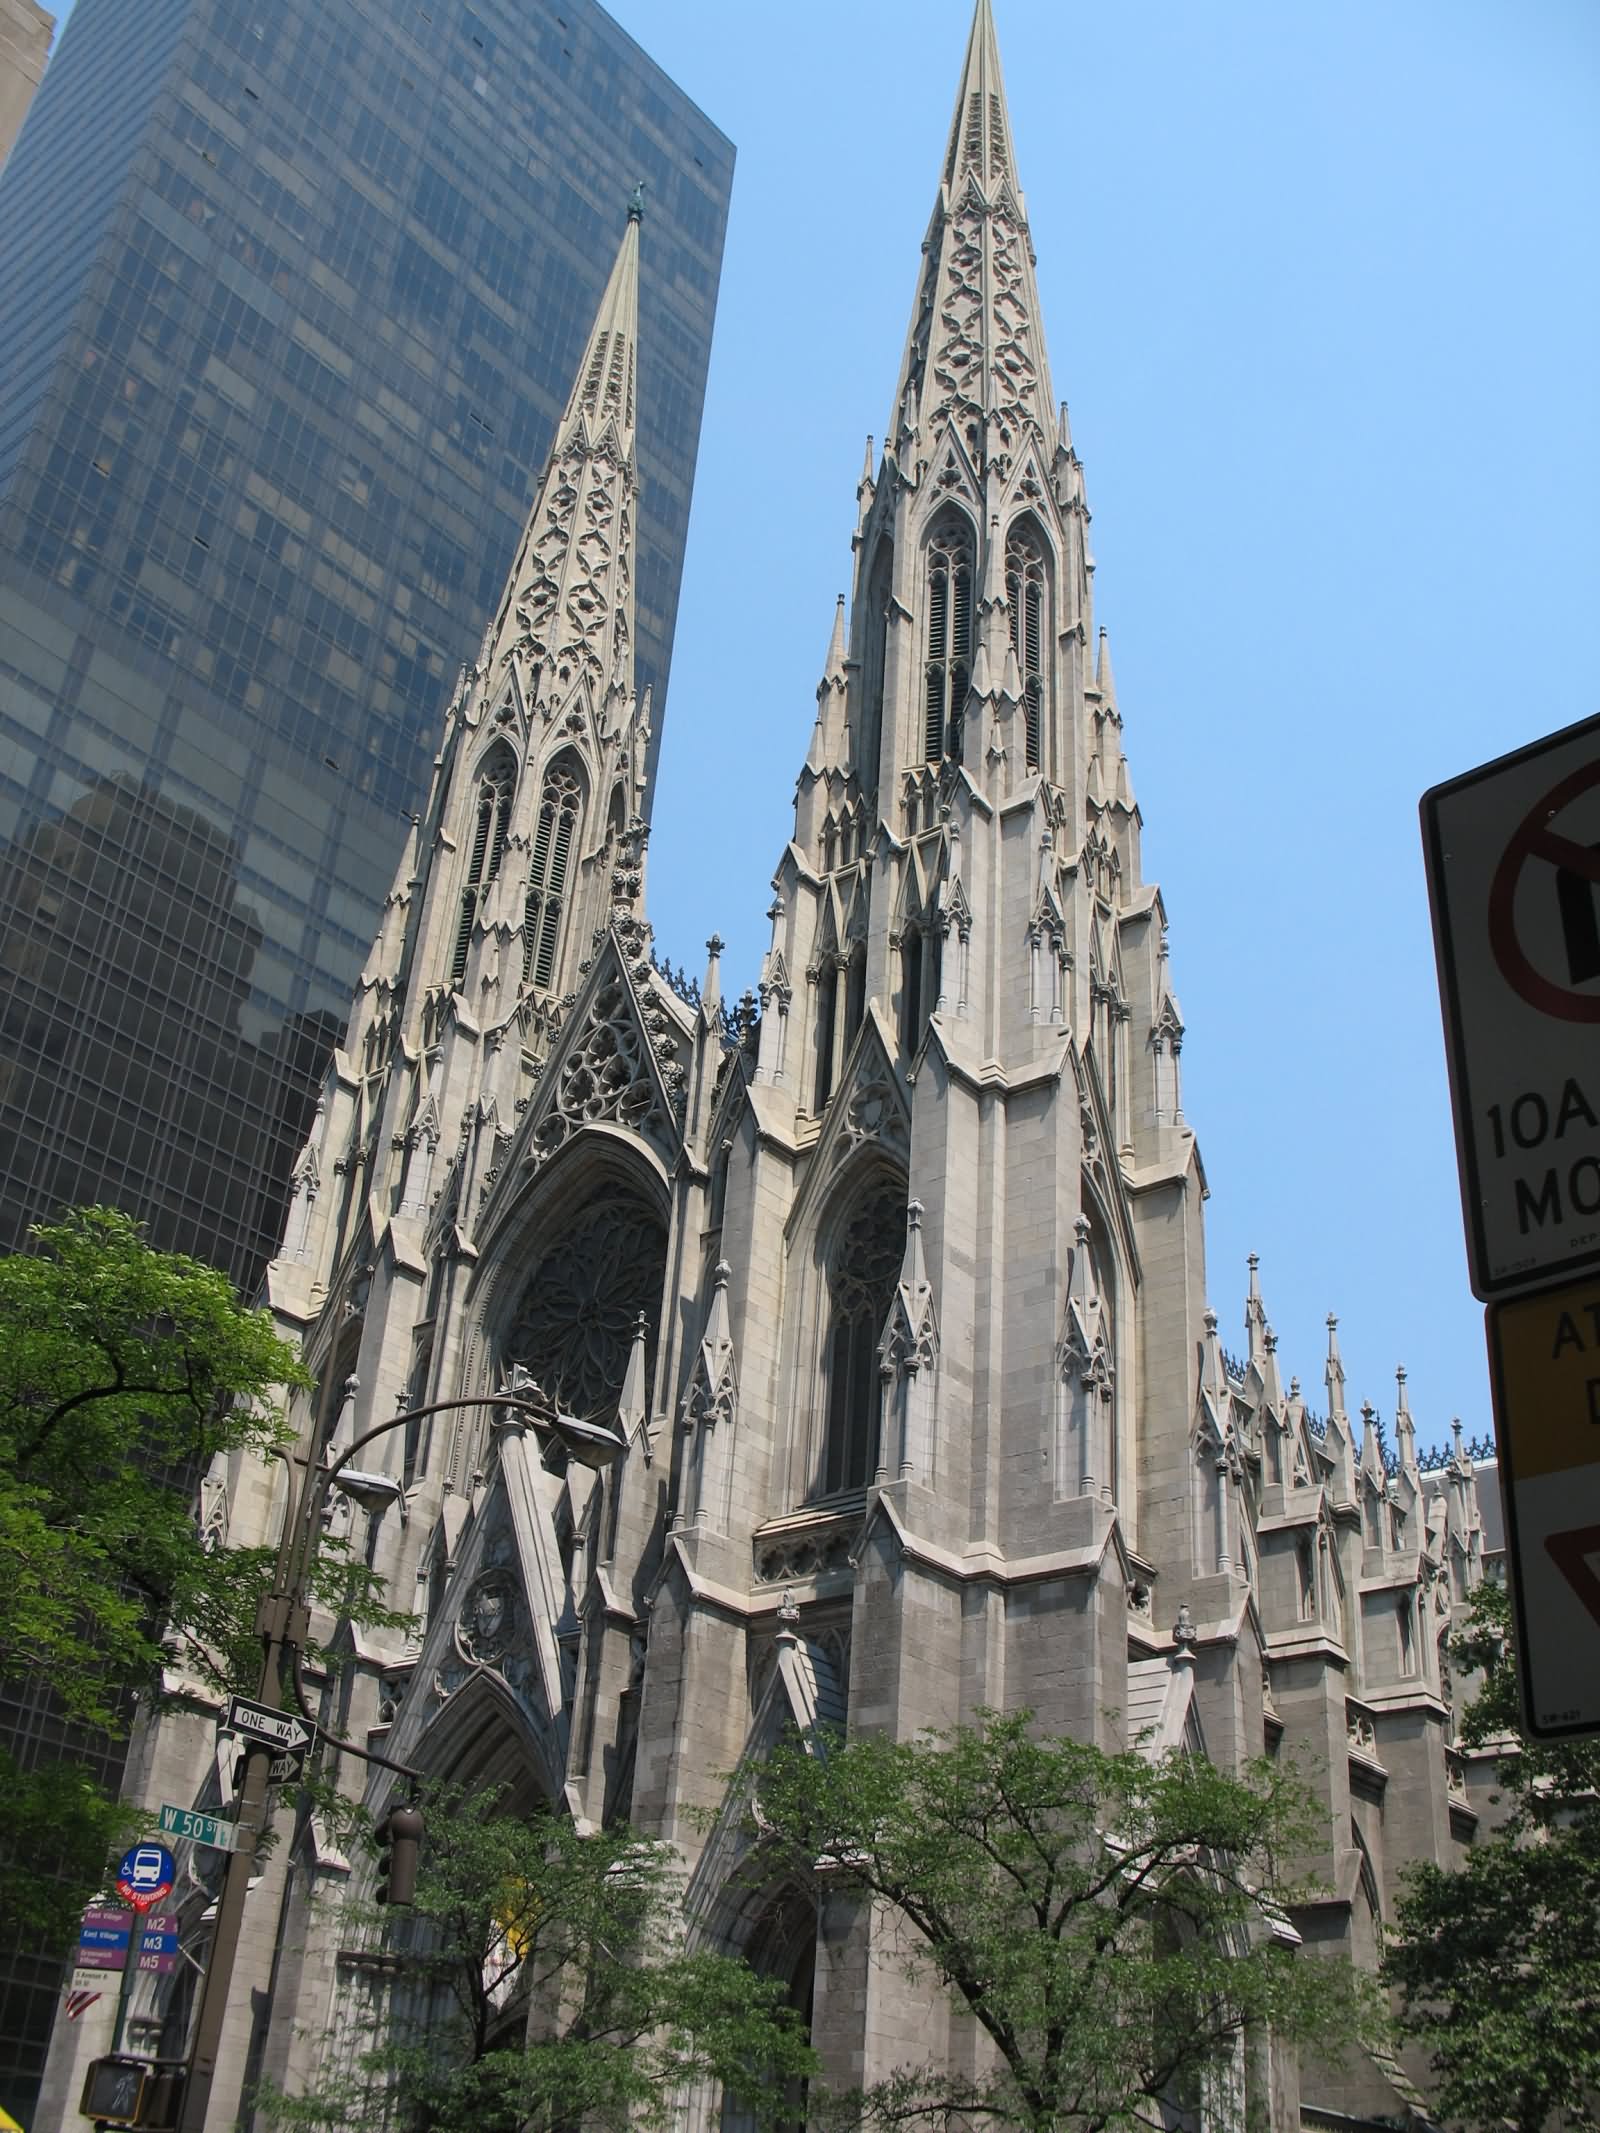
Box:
450 739 518 990
1057 1209 1116 1501
813 1169 908 1499
488 940 688 1219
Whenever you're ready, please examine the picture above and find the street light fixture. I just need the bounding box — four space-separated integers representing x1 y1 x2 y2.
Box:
169 1384 565 2131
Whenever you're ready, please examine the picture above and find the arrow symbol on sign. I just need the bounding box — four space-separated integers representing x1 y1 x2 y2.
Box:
225 1696 313 1753
1545 1522 1600 1629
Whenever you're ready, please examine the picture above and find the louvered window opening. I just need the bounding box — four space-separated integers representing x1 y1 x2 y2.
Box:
582 330 611 410
450 756 515 989
524 762 583 989
1007 527 1045 770
924 526 973 764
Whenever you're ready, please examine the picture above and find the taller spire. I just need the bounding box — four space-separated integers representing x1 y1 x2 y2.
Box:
889 0 1054 473
483 204 642 706
557 201 640 455
940 0 1014 190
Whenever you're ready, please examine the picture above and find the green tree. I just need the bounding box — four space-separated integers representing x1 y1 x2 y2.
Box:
1386 1579 1600 2132
751 1709 1377 2133
259 1785 816 2133
0 1207 393 1945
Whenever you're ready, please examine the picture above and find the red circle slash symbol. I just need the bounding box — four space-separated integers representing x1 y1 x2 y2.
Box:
1488 759 1600 1022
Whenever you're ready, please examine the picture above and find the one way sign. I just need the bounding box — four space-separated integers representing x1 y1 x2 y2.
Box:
225 1696 312 1754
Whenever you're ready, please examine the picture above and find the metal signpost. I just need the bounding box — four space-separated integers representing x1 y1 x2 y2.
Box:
1423 709 1600 1740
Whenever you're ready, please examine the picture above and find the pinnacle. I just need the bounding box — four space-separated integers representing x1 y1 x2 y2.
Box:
483 206 641 692
823 593 848 688
941 0 1014 192
560 205 640 449
887 0 1053 458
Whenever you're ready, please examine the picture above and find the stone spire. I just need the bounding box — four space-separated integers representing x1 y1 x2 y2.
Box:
1322 1313 1357 1502
1244 1252 1268 1368
888 0 1055 468
482 204 642 707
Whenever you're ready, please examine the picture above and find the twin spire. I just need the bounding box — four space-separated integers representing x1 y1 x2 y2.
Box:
889 0 1054 470
482 198 643 693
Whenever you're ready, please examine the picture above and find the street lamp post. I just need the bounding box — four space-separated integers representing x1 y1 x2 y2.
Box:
173 1389 553 2133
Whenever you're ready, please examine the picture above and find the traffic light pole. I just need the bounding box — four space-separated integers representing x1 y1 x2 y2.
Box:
173 1391 546 2133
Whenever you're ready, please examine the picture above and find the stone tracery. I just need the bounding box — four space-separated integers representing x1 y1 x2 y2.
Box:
503 1194 665 1420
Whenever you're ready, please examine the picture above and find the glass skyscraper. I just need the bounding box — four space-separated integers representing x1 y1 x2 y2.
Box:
0 0 731 2113
0 0 732 1292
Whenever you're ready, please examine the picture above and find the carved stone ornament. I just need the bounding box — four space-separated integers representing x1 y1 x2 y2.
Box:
456 1571 519 1669
529 972 674 1169
834 1076 910 1171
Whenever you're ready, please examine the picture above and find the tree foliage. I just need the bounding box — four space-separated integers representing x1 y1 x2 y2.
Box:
1386 1579 1600 2131
259 1785 815 2133
0 1207 399 1942
751 1710 1377 2133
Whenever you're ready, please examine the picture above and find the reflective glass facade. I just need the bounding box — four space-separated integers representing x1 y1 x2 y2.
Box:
0 0 731 2111
0 0 731 1287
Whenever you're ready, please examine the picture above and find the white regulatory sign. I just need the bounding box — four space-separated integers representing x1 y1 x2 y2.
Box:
225 1696 312 1754
1422 710 1600 1298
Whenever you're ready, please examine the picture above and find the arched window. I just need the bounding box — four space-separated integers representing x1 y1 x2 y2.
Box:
844 941 866 1051
451 749 515 989
819 1187 906 1496
899 926 923 1055
1397 1591 1417 1674
523 757 583 990
923 518 973 764
813 959 839 1111
858 543 893 794
1296 1533 1316 1620
1006 522 1046 771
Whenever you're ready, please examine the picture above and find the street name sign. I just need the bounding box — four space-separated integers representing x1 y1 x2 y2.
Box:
158 1802 237 1851
1486 1271 1600 1738
225 1696 311 1754
1422 710 1600 1297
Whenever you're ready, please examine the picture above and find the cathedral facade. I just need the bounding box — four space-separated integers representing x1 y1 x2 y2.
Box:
41 7 1493 2129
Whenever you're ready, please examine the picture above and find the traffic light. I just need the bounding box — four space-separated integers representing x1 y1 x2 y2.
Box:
374 1802 424 1907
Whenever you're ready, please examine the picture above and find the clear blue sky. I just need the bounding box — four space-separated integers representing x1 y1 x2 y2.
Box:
630 0 1599 1451
47 0 1600 1449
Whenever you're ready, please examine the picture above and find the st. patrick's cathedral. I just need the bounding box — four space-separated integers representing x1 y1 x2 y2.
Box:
43 6 1496 2128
